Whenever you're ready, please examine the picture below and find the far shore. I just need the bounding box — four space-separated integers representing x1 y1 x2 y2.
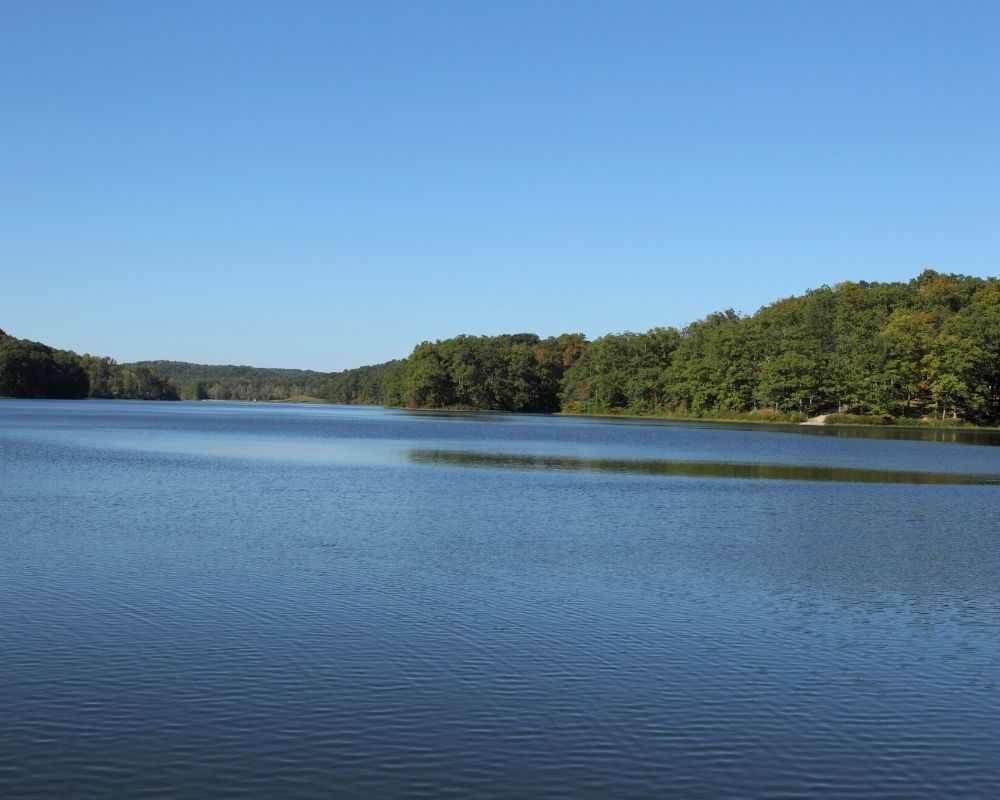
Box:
554 409 1000 433
9 395 998 432
316 401 1000 433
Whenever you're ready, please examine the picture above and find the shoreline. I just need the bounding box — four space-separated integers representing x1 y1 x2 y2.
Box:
387 402 1000 433
5 395 999 433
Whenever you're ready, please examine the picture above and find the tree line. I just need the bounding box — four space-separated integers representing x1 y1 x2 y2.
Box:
379 333 585 412
0 329 179 400
382 271 1000 424
127 360 330 401
6 270 999 423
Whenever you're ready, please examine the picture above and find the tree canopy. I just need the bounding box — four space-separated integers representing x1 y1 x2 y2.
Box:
383 271 1000 424
381 333 586 412
0 331 178 400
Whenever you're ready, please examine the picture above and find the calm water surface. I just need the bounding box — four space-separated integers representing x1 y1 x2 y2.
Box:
2 400 999 798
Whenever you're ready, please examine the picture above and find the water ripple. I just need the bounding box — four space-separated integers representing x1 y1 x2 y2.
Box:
2 401 999 798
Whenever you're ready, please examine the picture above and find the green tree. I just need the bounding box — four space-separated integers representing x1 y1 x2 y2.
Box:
0 337 89 398
182 380 209 400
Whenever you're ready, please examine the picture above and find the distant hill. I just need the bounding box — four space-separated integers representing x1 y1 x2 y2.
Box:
126 360 326 386
125 359 399 404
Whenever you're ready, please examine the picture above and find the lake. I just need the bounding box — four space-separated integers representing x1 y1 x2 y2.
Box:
2 399 999 798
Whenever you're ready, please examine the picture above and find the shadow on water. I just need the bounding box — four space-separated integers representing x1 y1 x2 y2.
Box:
408 449 1000 485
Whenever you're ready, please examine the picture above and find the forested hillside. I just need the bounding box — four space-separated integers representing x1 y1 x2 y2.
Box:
131 359 400 404
0 329 178 400
384 271 1000 424
127 360 328 401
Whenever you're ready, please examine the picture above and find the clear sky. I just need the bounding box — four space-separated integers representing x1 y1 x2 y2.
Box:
2 1 998 371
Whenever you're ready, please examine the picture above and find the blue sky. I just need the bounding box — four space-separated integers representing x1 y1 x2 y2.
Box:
2 1 998 371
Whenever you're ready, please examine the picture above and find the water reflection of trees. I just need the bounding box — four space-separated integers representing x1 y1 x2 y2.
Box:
406 449 1000 485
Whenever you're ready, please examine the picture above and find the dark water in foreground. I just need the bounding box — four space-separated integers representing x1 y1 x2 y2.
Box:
2 400 999 798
